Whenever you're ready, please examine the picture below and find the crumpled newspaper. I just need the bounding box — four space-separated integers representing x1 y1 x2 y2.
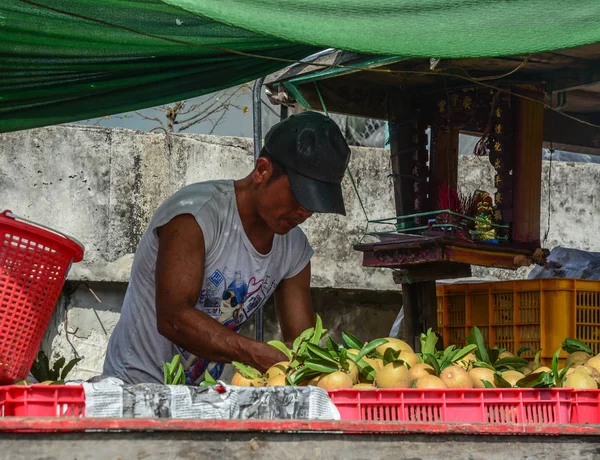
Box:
82 379 340 420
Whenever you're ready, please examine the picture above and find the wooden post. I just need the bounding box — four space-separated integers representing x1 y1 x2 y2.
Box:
388 94 438 348
512 86 544 247
430 127 460 197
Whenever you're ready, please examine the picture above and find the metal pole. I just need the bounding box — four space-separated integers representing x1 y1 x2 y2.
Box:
253 77 266 341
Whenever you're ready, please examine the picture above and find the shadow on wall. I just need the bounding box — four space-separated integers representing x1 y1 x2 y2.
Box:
41 282 403 381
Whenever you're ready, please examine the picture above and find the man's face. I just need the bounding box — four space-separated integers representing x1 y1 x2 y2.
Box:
254 160 313 234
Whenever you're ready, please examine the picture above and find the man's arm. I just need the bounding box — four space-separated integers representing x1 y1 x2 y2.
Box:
274 262 315 343
155 214 285 372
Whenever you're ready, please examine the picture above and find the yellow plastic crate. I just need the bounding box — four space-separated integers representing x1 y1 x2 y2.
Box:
436 279 600 365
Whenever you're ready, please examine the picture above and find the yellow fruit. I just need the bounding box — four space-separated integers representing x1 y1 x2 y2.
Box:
318 371 354 390
408 363 435 382
440 365 473 389
457 352 477 371
375 338 414 357
376 362 411 389
501 370 525 387
267 375 288 386
307 375 322 386
566 351 591 368
363 357 384 373
575 365 600 382
232 372 253 386
250 378 267 387
264 362 289 380
566 367 577 377
532 366 552 374
347 363 359 384
398 351 418 368
564 372 598 389
469 368 496 388
586 354 600 374
353 383 374 389
416 375 447 389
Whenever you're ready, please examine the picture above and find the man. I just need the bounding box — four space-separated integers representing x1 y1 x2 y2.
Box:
102 111 351 384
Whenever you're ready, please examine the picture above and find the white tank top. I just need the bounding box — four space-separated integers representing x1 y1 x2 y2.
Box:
102 180 313 384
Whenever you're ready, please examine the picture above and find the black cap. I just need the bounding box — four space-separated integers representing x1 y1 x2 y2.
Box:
264 111 351 215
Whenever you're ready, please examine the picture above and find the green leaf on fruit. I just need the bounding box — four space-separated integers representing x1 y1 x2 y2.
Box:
341 331 363 350
494 373 513 388
482 380 495 388
306 344 338 364
232 361 261 380
467 327 489 364
357 338 389 361
268 340 292 360
515 371 553 388
517 347 531 357
304 359 338 374
562 338 592 355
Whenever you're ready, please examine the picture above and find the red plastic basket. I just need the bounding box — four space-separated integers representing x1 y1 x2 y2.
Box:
328 389 573 424
0 211 84 384
0 385 85 417
570 390 600 424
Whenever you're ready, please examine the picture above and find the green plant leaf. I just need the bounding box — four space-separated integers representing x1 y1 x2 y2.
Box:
341 331 364 350
517 347 531 357
450 344 478 363
357 338 389 361
494 357 529 370
163 362 170 385
326 336 340 353
482 380 495 388
306 344 338 364
533 350 541 371
557 364 572 387
268 340 292 360
339 348 348 371
473 361 495 371
60 358 82 381
310 315 323 345
293 328 315 352
494 373 513 388
232 361 261 380
357 363 377 382
552 349 561 378
52 357 65 375
562 338 592 355
174 363 185 385
466 327 489 364
304 359 338 374
199 370 217 386
383 348 401 366
421 328 439 355
515 371 553 388
424 353 441 376
488 348 500 365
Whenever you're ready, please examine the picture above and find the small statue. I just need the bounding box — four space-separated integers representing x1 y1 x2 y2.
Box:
470 190 498 243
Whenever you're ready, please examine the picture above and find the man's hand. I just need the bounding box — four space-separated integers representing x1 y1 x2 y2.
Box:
155 214 285 372
274 262 315 343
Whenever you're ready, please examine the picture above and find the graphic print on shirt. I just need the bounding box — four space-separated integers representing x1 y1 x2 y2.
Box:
181 267 279 384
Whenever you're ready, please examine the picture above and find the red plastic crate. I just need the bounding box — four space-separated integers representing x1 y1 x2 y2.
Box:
0 385 85 417
328 389 572 424
570 390 600 424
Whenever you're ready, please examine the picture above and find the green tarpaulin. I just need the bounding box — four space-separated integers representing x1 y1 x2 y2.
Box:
2 0 600 133
0 0 316 132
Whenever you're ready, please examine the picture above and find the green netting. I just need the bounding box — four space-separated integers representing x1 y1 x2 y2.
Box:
170 0 600 58
2 0 600 133
0 0 316 132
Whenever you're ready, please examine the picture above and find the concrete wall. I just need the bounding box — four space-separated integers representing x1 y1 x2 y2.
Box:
2 125 600 380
